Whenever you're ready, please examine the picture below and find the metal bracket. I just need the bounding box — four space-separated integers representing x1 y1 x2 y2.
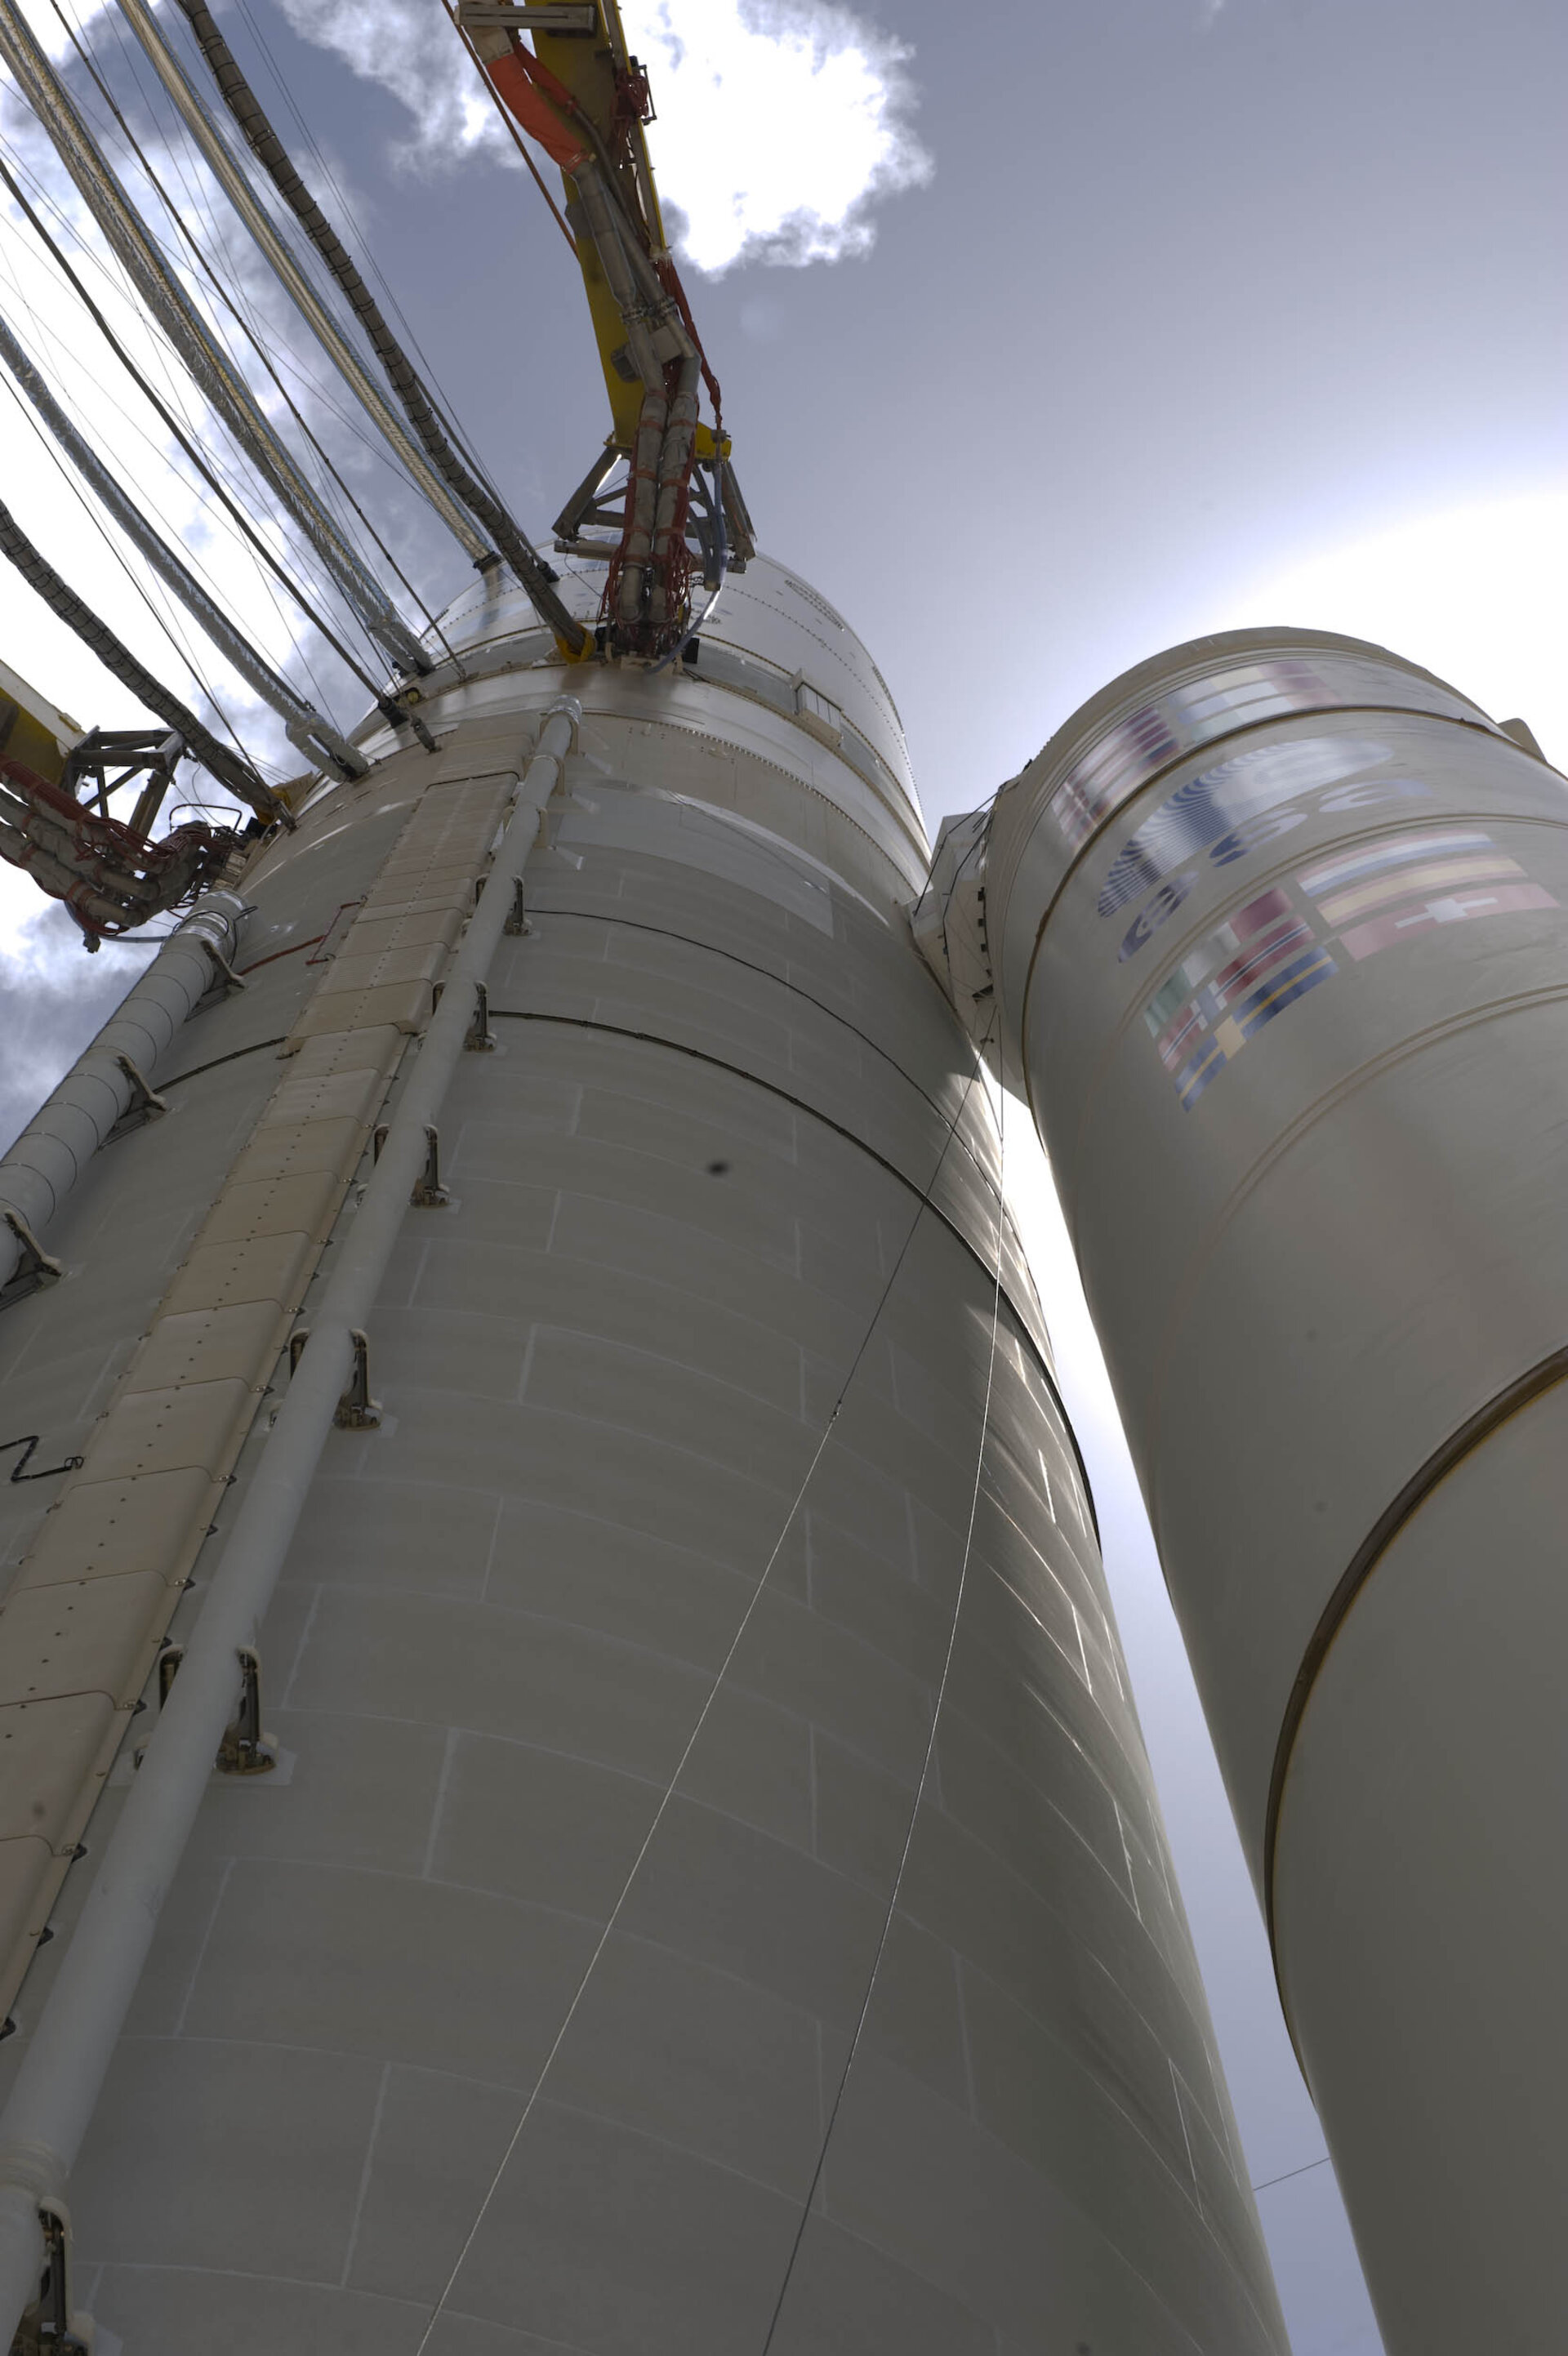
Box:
552 440 755 579
10 2200 91 2354
2 1433 83 1485
288 1328 382 1428
106 1053 168 1140
0 1211 63 1314
456 1 596 24
464 982 497 1053
306 898 366 967
61 720 183 841
411 1126 449 1208
154 1642 275 1775
552 442 630 560
197 937 247 1000
156 1641 182 1712
217 1646 275 1775
503 876 530 937
0 1215 63 1329
336 1330 381 1428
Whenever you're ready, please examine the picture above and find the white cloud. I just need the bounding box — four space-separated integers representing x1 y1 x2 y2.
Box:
275 0 931 274
274 0 503 166
621 1 932 274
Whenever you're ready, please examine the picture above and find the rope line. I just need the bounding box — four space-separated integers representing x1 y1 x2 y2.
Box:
760 1041 1007 2350
1253 2154 1331 2195
410 1033 1004 2354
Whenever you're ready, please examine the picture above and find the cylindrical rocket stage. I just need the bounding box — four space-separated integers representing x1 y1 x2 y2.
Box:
0 567 1284 2352
981 626 1568 2354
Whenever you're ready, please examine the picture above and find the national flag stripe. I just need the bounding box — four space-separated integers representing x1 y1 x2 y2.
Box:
1143 829 1554 1113
1209 916 1319 1007
1316 853 1521 927
1298 828 1494 897
1342 881 1557 961
1235 948 1336 1037
1174 1040 1227 1107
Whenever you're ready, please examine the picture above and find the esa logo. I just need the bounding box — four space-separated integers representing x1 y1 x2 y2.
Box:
1115 777 1432 963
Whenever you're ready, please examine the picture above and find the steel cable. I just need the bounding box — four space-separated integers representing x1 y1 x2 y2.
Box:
0 303 366 778
409 1024 1006 2356
227 0 511 505
92 0 497 616
0 255 257 773
44 0 460 660
761 1045 1007 2351
1 194 345 734
0 145 426 746
0 0 429 675
0 492 272 814
169 0 587 655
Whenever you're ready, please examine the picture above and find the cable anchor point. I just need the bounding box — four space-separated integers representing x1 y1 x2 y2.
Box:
107 1053 168 1139
288 1328 382 1428
0 1212 63 1314
464 982 497 1052
10 2201 91 2355
412 1125 449 1208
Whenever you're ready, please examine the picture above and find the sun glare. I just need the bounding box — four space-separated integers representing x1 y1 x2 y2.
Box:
1223 488 1568 768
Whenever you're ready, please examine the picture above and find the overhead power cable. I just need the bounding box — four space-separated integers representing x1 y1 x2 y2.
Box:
0 493 275 816
0 305 367 780
232 0 512 497
0 148 432 751
167 0 590 658
0 0 430 678
109 0 498 568
1 365 265 780
39 0 461 665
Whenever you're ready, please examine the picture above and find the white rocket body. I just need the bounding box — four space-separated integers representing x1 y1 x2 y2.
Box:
0 572 1285 2352
969 627 1568 2354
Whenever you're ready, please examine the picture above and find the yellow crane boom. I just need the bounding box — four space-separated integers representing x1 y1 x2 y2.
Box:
454 0 753 656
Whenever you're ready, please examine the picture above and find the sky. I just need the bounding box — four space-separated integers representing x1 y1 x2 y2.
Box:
3 0 1568 2346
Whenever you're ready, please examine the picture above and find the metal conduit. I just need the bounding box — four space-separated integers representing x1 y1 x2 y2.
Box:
167 0 588 657
0 312 367 784
0 889 247 1296
111 0 488 568
0 700 580 2344
0 0 429 680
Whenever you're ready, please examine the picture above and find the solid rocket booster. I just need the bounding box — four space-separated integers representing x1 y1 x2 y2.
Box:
950 626 1568 2354
0 571 1285 2351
